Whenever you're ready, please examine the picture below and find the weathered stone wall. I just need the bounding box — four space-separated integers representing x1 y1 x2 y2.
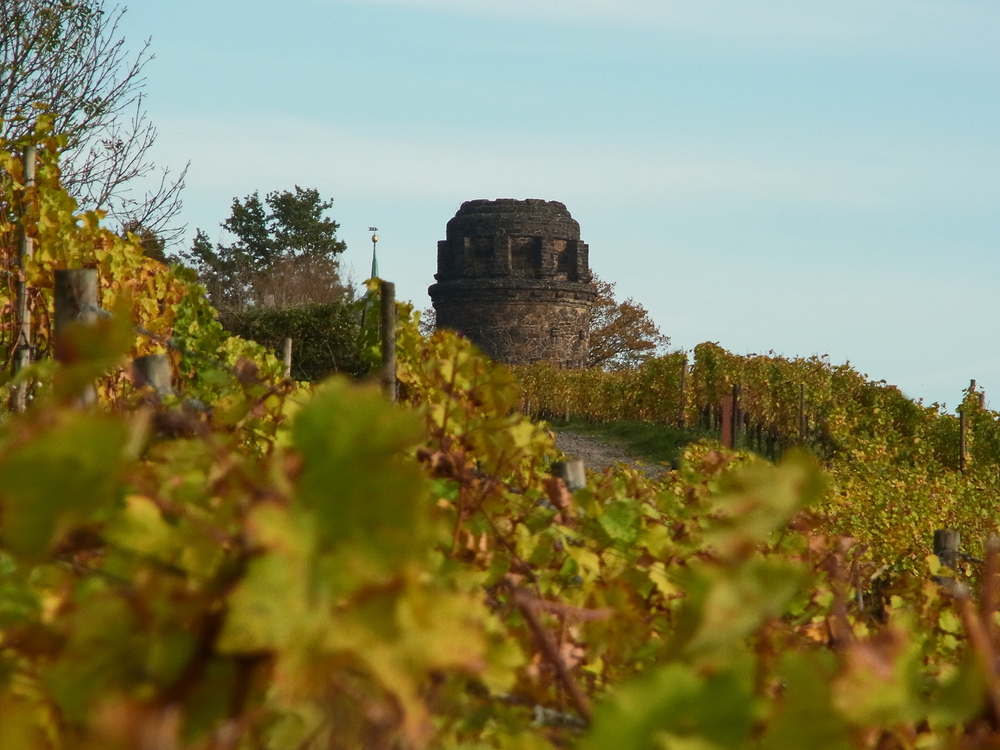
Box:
428 199 595 368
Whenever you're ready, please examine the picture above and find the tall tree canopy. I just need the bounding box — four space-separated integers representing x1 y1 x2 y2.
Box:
588 275 669 370
0 0 185 242
182 187 349 311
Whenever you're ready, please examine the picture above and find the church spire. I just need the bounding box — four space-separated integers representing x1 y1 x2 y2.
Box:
369 227 379 279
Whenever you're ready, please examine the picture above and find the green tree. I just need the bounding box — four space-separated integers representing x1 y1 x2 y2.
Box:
588 275 669 369
182 228 251 307
266 186 346 259
182 187 349 310
223 190 271 265
0 0 186 242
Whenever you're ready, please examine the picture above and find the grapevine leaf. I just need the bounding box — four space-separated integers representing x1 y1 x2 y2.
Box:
758 652 851 750
583 661 754 750
0 413 126 558
291 378 425 553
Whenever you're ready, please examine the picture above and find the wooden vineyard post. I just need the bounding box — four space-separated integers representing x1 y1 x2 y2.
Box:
54 269 99 334
380 280 397 402
720 397 732 448
934 529 961 572
720 386 740 449
970 379 985 408
729 384 740 449
11 145 36 413
957 379 984 473
282 337 293 379
133 354 174 396
553 459 587 492
678 356 687 428
54 268 99 406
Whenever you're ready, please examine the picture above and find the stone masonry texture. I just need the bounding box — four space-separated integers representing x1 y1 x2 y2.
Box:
428 199 596 368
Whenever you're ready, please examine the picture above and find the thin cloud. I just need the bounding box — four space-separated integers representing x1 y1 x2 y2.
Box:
151 115 997 211
338 0 1000 53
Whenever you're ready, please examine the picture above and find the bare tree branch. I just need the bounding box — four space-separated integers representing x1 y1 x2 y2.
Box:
0 0 185 243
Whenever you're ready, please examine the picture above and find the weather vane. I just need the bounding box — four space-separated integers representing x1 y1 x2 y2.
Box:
369 227 379 279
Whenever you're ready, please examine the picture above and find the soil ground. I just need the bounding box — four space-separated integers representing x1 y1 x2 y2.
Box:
553 429 668 478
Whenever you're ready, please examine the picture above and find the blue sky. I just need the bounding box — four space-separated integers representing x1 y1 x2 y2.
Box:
118 0 999 409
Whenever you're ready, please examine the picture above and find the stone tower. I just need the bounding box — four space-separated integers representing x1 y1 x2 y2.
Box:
428 199 595 368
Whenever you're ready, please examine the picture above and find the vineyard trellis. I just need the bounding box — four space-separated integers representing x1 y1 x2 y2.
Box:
516 341 997 476
16 125 1000 749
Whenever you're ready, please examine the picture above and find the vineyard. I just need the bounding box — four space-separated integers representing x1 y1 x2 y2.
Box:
517 347 1000 572
3 128 1000 749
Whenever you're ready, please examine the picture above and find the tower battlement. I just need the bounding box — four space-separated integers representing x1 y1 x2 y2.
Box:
428 199 595 368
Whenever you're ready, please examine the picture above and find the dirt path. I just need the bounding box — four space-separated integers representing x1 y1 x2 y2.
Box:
553 430 667 478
